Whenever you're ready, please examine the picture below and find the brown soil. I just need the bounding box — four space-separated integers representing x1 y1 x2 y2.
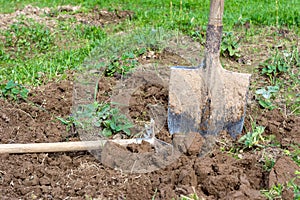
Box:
0 4 133 30
1 57 299 199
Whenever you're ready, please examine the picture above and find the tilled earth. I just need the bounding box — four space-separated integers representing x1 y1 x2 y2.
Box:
0 76 299 199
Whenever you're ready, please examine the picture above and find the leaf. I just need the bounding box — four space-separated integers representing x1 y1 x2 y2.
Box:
123 128 131 136
102 128 112 137
110 121 117 130
255 88 266 95
56 117 69 125
20 88 29 98
267 86 279 93
11 88 20 94
256 88 271 99
5 80 17 90
94 121 101 127
258 99 276 110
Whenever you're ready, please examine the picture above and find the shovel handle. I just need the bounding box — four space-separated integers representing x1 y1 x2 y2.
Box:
208 0 224 26
206 0 224 54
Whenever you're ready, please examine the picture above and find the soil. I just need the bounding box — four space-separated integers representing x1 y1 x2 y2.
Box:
1 5 300 200
0 4 133 30
1 56 299 199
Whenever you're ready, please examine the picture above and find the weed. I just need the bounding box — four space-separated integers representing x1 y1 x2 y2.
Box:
260 48 298 85
104 51 139 77
2 18 55 57
255 86 279 110
95 102 133 137
287 171 300 199
74 24 107 47
75 102 134 137
221 32 241 59
261 184 283 200
56 115 82 133
151 188 158 200
0 80 29 101
262 171 300 200
262 155 276 172
179 193 203 200
284 145 300 167
238 119 265 149
0 47 11 61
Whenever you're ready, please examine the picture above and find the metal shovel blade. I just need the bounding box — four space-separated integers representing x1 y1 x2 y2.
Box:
168 0 251 138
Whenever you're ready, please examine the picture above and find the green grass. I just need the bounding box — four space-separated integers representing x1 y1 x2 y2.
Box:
0 0 299 29
0 16 107 86
0 0 299 99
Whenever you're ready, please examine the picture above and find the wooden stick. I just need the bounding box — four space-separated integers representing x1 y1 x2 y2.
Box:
0 138 154 154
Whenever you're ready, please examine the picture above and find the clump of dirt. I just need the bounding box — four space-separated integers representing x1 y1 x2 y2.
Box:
0 4 133 30
269 156 300 188
256 109 300 146
127 140 154 153
268 156 300 200
129 82 168 122
70 8 134 26
0 5 53 29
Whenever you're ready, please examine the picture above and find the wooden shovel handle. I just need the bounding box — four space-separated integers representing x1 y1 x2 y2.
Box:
208 0 224 26
205 0 224 54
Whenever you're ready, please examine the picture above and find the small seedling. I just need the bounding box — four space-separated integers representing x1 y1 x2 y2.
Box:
94 102 134 137
104 51 138 77
287 171 300 199
221 31 241 59
0 80 29 101
56 115 82 133
255 86 279 110
75 102 134 138
262 155 276 172
284 145 300 166
260 49 295 85
261 184 283 200
238 125 265 149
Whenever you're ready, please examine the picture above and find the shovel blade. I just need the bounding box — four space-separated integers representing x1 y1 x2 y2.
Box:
168 65 251 138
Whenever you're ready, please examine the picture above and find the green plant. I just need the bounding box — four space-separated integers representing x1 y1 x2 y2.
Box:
238 123 265 149
74 24 107 47
255 86 279 110
220 32 241 59
0 80 29 101
262 155 276 172
104 51 139 77
95 102 134 137
2 19 55 56
284 145 300 167
56 115 82 132
260 49 296 85
261 184 284 200
287 171 300 200
75 102 134 137
179 193 201 200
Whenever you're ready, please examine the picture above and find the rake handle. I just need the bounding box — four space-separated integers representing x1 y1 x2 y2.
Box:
206 0 224 54
0 139 148 154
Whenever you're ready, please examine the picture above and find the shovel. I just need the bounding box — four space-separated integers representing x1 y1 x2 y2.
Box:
168 0 251 138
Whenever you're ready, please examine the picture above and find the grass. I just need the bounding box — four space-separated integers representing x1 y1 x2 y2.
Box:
0 0 299 29
0 0 299 89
